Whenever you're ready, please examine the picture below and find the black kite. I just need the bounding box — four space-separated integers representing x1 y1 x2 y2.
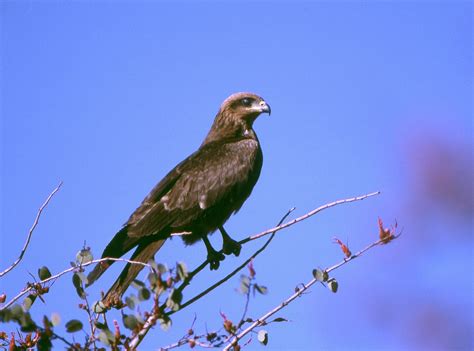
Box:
86 92 271 306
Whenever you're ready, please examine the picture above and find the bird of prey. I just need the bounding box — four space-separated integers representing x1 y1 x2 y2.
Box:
87 92 271 306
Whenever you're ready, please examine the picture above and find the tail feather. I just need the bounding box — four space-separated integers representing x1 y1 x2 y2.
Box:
103 239 166 306
87 226 138 287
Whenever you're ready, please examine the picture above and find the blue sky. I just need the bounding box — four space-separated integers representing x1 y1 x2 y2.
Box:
1 1 472 350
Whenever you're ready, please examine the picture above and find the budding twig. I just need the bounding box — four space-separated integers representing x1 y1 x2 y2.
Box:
223 233 398 350
0 257 152 311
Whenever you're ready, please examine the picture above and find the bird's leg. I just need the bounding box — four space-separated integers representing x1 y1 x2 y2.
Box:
202 234 225 270
219 226 241 257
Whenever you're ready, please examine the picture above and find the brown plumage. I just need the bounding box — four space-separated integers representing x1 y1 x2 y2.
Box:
87 92 271 306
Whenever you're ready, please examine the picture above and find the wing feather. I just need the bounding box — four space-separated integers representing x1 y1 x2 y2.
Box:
127 138 261 238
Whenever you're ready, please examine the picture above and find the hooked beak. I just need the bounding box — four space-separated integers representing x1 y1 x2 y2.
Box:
258 100 271 116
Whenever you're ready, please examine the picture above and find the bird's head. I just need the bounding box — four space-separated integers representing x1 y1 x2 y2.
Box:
203 92 271 145
221 92 271 122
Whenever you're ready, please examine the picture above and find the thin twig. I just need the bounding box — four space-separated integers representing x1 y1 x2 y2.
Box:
129 310 159 349
168 208 295 316
128 295 160 349
0 182 63 278
159 337 215 350
0 257 152 311
241 191 380 243
81 283 98 350
50 330 80 350
223 235 397 350
238 275 253 328
155 315 199 350
158 339 189 350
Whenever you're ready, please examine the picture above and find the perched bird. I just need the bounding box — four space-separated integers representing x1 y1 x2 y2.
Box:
87 92 271 306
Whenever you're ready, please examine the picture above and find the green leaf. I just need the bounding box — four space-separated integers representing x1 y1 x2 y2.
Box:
98 331 112 346
148 271 158 285
176 261 188 281
271 317 287 323
158 316 172 331
75 287 85 299
312 269 328 282
42 316 52 329
157 263 168 274
125 295 139 310
65 319 83 333
72 273 82 289
239 275 250 294
148 271 166 295
138 288 151 301
123 314 139 330
323 271 329 282
22 295 36 312
327 279 338 293
38 266 52 280
254 284 268 295
131 279 146 289
165 289 182 312
76 248 93 265
72 273 85 298
93 301 106 314
135 313 146 325
171 289 183 304
77 272 88 284
95 321 109 330
10 304 24 319
19 312 36 332
257 330 268 345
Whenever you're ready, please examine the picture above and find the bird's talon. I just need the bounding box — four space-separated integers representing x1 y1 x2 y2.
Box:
207 250 225 270
222 239 242 257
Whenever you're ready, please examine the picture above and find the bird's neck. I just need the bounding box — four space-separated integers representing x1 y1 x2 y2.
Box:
201 112 256 146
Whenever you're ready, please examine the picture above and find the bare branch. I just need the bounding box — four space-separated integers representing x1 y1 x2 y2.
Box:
170 191 379 242
171 208 294 316
223 234 397 350
0 181 63 278
242 191 380 243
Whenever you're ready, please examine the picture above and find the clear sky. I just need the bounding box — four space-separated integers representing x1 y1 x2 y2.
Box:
1 1 472 350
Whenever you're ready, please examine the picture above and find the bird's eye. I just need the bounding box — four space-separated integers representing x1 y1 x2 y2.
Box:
241 98 252 107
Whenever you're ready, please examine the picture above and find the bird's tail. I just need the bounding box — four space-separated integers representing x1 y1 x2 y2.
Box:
103 238 166 306
86 226 138 287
